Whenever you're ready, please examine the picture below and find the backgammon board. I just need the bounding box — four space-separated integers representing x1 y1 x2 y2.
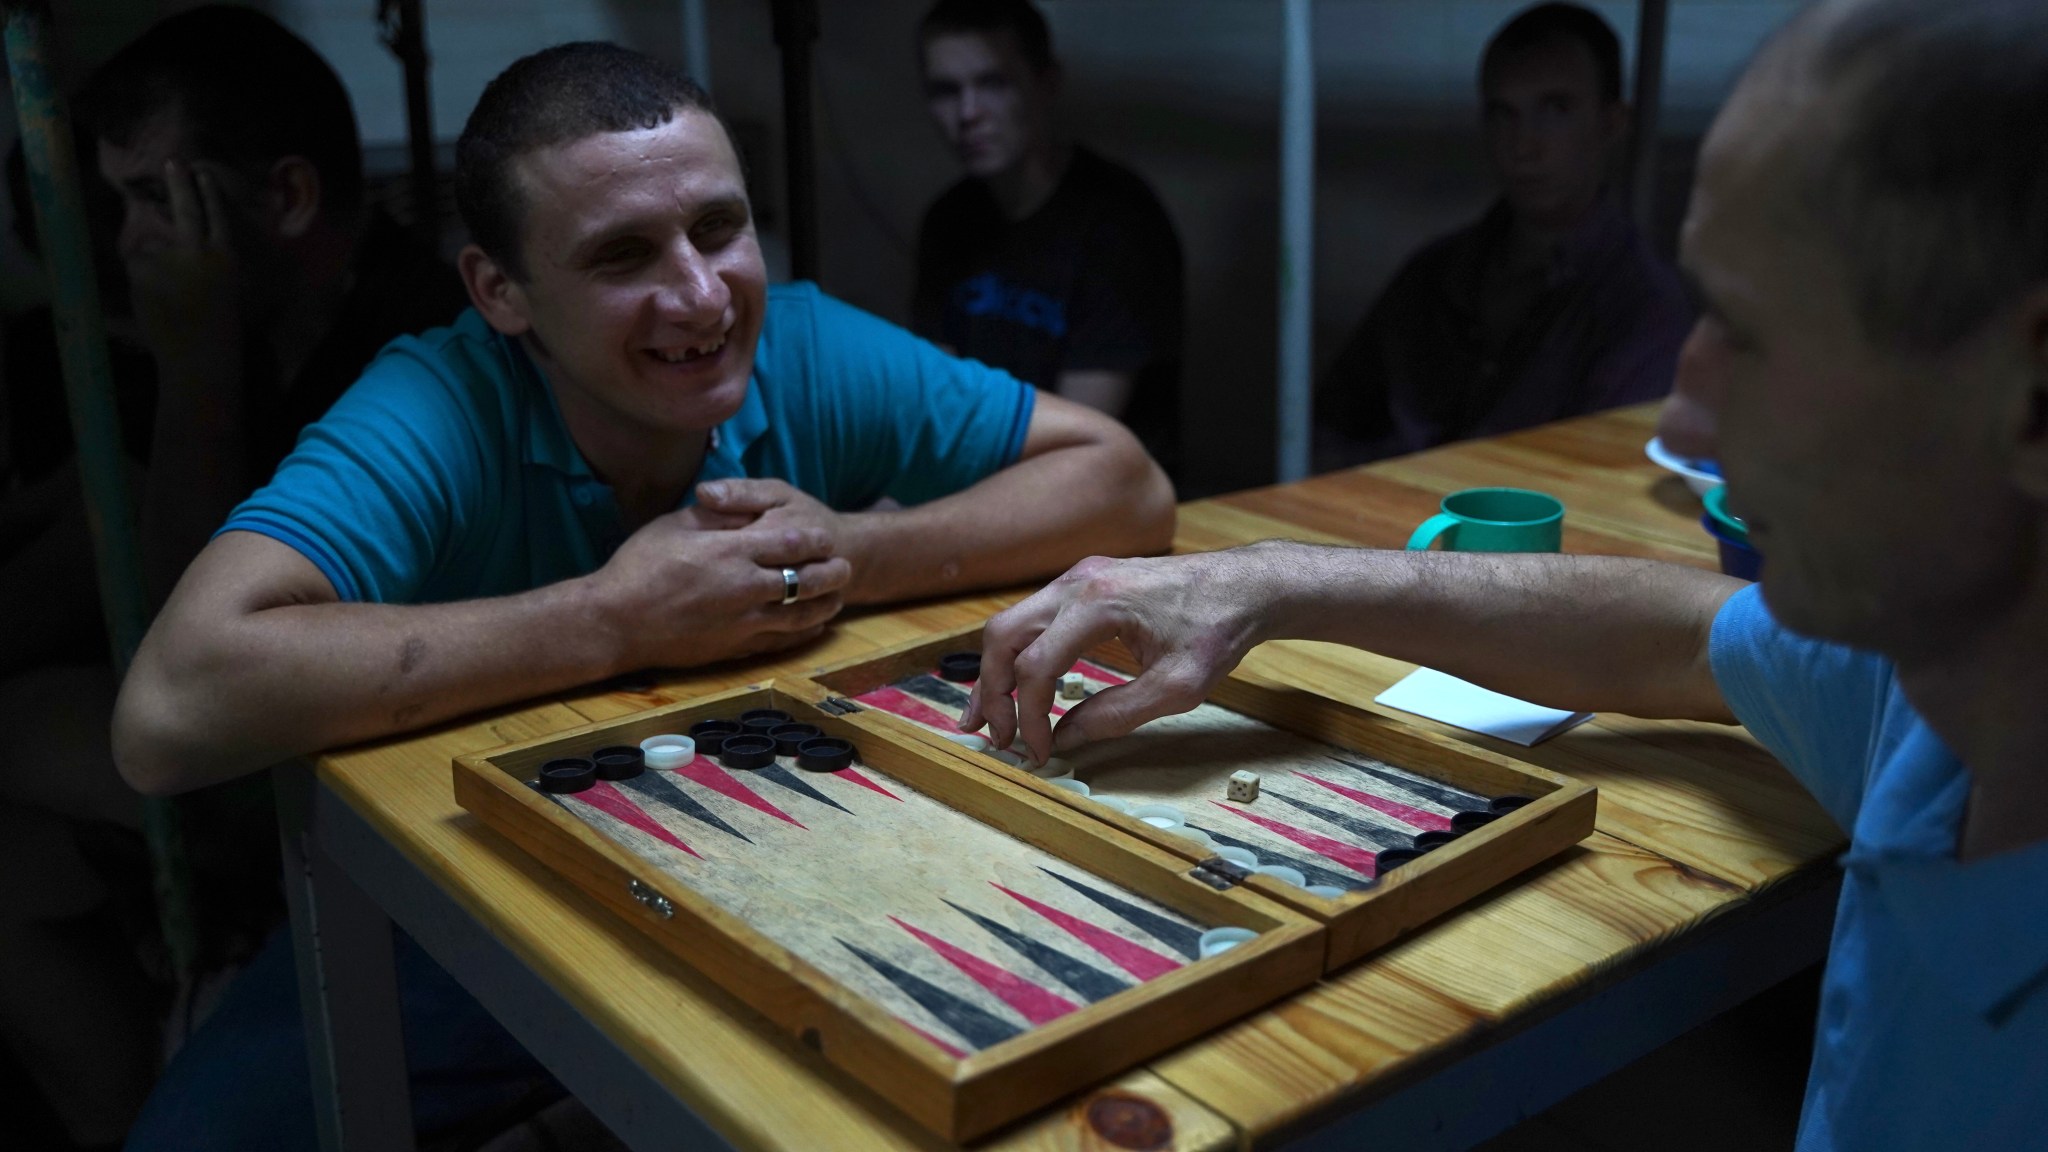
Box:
453 681 1324 1141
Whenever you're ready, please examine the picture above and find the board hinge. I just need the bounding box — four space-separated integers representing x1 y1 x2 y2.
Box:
1187 857 1250 891
817 697 864 715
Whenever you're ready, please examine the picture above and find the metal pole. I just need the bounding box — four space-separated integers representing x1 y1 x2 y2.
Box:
379 0 439 249
772 0 820 282
1276 0 1315 482
2 0 199 978
681 0 713 96
1627 0 1670 228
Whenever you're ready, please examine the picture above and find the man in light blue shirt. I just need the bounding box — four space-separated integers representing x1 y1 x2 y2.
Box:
112 42 1173 797
963 2 2048 1146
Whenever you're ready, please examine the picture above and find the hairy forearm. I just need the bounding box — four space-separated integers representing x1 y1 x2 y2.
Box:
839 441 1174 605
1248 542 1743 720
114 578 626 795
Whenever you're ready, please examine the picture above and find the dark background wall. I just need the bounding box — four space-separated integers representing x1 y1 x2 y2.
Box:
4 0 1801 496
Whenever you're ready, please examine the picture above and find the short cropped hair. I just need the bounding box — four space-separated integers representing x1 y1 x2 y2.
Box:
454 42 718 282
78 5 363 220
918 0 1057 75
1770 0 2048 356
1482 2 1625 105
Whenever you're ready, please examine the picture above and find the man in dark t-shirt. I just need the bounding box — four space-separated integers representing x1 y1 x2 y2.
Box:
1315 3 1690 468
912 0 1185 477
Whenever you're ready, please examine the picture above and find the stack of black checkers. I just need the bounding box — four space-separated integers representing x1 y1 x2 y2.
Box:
1374 794 1536 874
682 710 860 772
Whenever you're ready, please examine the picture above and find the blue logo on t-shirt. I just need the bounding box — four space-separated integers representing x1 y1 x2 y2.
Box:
952 272 1067 339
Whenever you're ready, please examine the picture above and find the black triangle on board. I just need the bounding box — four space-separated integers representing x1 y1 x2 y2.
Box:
1185 825 1372 892
942 900 1129 1003
1271 792 1414 848
900 673 973 710
1320 753 1486 811
752 763 854 814
837 938 1023 1051
616 772 751 843
1035 869 1203 960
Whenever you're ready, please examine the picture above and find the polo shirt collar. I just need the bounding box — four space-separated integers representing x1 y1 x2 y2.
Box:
506 332 771 486
698 370 770 484
508 336 593 477
1847 720 2048 1025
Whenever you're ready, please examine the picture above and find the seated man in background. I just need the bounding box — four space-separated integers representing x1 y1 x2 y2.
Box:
1315 1 1690 468
0 8 467 1148
913 0 1186 478
969 2 2048 1148
112 42 1171 1147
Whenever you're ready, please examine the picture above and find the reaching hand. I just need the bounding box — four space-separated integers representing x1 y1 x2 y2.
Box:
124 159 245 378
590 510 852 668
961 549 1281 764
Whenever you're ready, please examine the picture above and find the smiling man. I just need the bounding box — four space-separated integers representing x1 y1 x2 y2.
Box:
967 1 2048 1146
112 43 1172 800
109 43 1170 1146
1315 1 1691 467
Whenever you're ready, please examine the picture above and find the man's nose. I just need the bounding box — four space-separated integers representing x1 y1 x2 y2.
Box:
655 242 729 318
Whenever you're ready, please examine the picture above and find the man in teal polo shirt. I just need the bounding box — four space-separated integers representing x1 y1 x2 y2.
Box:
106 40 1172 1149
111 42 1173 797
963 2 2048 1147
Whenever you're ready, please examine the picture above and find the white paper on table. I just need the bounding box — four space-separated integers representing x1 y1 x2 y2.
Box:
1373 667 1595 747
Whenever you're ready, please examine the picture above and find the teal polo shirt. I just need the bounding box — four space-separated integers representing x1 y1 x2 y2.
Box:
1710 585 2048 1150
222 282 1035 604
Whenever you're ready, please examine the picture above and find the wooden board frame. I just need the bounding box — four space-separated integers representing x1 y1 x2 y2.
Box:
806 626 1598 970
453 680 1324 1142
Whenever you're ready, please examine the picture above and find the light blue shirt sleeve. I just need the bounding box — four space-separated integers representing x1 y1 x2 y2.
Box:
218 332 492 604
1707 584 1897 831
771 287 1035 508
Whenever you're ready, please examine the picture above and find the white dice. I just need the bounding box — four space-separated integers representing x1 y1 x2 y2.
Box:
1058 672 1086 701
1226 770 1260 802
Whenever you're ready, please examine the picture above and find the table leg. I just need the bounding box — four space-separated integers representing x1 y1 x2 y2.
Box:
277 762 418 1152
306 771 740 1152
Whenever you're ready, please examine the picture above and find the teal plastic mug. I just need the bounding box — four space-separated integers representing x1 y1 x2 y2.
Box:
1406 488 1564 553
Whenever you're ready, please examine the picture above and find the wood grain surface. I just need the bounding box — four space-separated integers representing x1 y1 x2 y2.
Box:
315 403 1848 1150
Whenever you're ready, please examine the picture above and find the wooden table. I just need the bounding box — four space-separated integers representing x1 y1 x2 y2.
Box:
282 402 1846 1151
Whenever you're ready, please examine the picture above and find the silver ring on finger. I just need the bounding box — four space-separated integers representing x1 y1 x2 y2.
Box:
779 566 801 606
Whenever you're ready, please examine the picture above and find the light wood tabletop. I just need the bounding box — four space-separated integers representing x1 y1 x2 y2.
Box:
311 401 1845 1150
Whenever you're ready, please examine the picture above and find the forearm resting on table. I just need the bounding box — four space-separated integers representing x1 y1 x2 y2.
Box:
113 547 626 796
839 423 1173 605
1253 544 1743 721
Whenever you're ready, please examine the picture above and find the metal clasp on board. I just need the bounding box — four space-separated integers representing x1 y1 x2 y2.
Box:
628 878 674 919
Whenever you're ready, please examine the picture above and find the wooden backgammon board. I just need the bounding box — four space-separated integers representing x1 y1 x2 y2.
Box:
807 625 1597 970
452 681 1325 1141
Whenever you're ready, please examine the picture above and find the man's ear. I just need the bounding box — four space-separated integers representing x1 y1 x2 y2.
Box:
267 156 322 239
459 243 533 337
2009 284 2048 502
